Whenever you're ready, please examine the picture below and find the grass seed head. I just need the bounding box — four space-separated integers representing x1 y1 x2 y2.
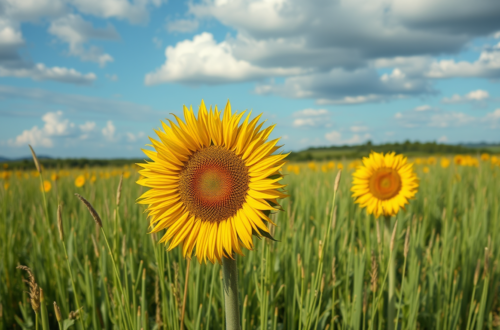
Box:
334 170 342 193
69 307 83 320
370 251 378 292
53 301 62 322
57 204 64 241
29 145 41 174
474 260 481 285
75 193 103 228
116 174 123 206
17 265 40 312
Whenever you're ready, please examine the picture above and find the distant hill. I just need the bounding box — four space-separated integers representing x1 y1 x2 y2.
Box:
286 141 498 162
0 155 53 162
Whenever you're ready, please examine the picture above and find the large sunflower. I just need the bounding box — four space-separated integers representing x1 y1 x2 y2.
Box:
351 151 418 218
137 100 288 263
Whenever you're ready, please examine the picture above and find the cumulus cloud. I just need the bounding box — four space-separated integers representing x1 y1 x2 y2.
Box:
126 131 145 142
106 73 118 81
166 19 199 33
102 120 116 140
438 135 448 142
1 0 66 22
178 0 500 102
293 109 328 117
152 37 162 48
145 32 302 85
325 131 371 145
71 0 164 24
442 89 490 103
350 126 369 133
49 14 119 67
426 45 500 79
0 17 96 85
394 107 500 128
8 111 74 147
79 121 96 139
291 108 331 128
255 67 432 104
0 63 96 84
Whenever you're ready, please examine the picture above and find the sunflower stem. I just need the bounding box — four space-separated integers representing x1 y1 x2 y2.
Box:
384 217 395 330
222 256 241 330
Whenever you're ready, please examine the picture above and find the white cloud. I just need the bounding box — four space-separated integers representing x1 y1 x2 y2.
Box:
144 32 302 85
0 63 96 84
350 126 369 132
442 89 489 103
293 109 328 117
8 111 74 147
79 121 96 139
438 135 448 142
393 107 500 128
0 22 24 49
414 104 433 111
256 67 431 104
152 37 162 48
1 0 66 22
71 0 164 24
48 14 118 67
126 132 145 142
102 120 116 140
106 73 118 81
426 47 500 79
325 131 371 145
484 109 500 128
166 19 199 33
291 108 331 128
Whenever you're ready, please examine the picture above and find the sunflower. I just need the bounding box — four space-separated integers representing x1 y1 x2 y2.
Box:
42 180 52 192
75 175 85 187
351 151 419 218
137 100 288 264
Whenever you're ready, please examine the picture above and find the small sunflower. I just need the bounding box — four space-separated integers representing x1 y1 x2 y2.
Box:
42 180 51 192
75 175 85 187
351 151 419 218
137 100 288 263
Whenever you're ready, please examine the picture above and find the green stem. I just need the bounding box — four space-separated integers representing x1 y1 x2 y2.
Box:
35 312 39 330
394 254 408 330
222 256 241 330
101 227 134 329
38 175 50 227
384 217 395 330
62 240 85 330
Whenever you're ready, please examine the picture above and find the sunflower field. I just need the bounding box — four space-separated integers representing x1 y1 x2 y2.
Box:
1 150 500 329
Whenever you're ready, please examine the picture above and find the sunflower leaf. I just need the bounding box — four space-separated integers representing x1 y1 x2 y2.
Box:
257 227 279 242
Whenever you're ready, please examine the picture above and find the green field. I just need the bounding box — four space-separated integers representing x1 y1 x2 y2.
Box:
1 156 500 329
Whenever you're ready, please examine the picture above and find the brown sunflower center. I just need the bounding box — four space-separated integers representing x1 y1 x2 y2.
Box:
369 167 402 200
179 146 249 222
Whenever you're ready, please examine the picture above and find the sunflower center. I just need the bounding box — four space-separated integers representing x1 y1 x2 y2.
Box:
179 146 249 222
369 167 402 200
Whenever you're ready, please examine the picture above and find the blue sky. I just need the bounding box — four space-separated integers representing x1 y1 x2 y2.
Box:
1 0 500 158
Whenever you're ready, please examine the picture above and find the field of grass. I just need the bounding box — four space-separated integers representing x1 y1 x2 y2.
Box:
1 155 500 329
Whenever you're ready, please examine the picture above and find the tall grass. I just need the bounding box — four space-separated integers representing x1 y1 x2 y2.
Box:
0 159 499 329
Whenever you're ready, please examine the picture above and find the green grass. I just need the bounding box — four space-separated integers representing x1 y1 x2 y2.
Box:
0 159 500 329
